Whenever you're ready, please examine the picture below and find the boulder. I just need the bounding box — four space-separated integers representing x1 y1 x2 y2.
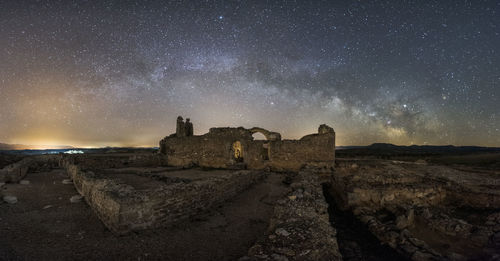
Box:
3 195 17 204
70 195 83 203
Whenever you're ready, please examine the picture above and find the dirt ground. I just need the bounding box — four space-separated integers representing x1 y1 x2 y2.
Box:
0 169 289 261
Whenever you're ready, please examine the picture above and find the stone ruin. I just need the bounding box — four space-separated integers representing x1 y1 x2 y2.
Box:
175 116 193 138
159 116 336 172
3 117 500 260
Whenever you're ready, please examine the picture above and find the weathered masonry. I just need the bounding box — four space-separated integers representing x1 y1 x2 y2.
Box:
159 116 336 171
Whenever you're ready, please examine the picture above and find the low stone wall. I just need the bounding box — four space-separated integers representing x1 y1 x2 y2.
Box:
446 189 500 209
0 158 32 183
345 186 446 210
62 159 266 235
330 161 455 211
61 153 167 170
30 154 62 171
243 170 342 261
0 155 61 183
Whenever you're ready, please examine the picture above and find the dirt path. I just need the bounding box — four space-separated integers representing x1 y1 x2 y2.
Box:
0 169 289 261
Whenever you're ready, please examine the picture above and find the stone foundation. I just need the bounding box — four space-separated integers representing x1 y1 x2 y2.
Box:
0 155 61 183
327 159 500 260
61 153 167 170
243 170 342 261
62 157 266 235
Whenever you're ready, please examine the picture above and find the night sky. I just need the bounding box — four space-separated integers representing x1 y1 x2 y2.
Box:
1 0 499 147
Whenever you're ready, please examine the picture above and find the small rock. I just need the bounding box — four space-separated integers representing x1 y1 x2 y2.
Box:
70 195 83 203
448 252 467 261
400 244 418 255
271 254 289 261
43 205 53 209
298 250 311 256
288 195 297 201
351 163 359 169
412 251 435 261
485 221 496 226
3 195 18 204
415 159 427 164
422 208 433 219
407 209 415 224
62 179 73 185
275 228 291 237
383 194 395 202
408 237 426 248
277 248 295 257
19 180 30 185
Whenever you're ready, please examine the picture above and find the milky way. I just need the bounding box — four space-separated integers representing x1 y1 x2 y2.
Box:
0 0 499 147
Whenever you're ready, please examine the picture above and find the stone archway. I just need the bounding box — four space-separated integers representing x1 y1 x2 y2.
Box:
249 127 281 141
250 128 280 161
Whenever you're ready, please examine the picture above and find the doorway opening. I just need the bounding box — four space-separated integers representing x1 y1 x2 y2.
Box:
232 141 244 162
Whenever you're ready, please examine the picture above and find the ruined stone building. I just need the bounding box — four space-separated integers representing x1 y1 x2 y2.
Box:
159 116 335 171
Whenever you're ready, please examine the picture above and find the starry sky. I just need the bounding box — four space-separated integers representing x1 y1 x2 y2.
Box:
1 0 499 148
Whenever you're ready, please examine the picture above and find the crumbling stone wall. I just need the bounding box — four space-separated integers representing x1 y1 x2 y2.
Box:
62 153 167 170
161 127 256 168
268 133 335 171
159 117 335 172
0 158 32 183
243 170 342 260
62 158 266 235
327 160 500 259
0 155 61 183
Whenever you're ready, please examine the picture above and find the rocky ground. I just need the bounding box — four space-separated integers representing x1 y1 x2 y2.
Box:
0 167 291 260
1 153 500 260
326 158 500 260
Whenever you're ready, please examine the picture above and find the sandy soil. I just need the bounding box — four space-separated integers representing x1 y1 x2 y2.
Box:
0 169 289 261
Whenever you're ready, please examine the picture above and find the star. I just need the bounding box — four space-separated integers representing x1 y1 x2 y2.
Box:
0 0 497 147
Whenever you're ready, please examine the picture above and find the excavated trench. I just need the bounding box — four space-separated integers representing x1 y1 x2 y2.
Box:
322 184 409 261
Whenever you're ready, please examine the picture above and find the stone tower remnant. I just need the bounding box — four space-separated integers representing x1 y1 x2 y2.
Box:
185 118 193 137
176 116 185 137
318 124 335 134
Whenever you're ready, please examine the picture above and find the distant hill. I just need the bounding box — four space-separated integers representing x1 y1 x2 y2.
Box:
0 143 74 150
336 143 500 158
367 143 500 153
